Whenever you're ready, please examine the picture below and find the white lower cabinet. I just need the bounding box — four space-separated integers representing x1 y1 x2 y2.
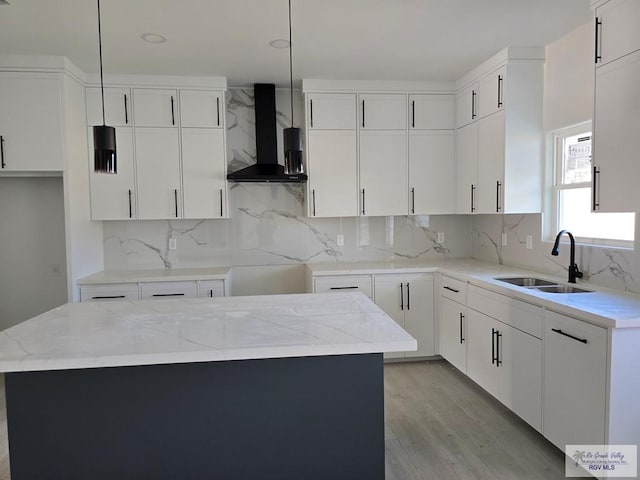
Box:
80 284 139 302
313 275 373 299
140 281 197 299
80 278 229 302
440 296 467 373
543 310 607 448
198 280 226 298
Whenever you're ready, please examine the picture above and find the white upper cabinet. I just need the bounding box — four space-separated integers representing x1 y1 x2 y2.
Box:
307 93 357 129
477 65 506 119
0 73 64 172
595 0 640 67
359 93 407 130
455 122 478 214
86 87 131 127
477 110 506 214
455 82 478 128
133 89 178 127
409 94 454 130
179 90 224 128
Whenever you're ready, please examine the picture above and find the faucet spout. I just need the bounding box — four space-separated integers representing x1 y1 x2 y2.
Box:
551 230 583 283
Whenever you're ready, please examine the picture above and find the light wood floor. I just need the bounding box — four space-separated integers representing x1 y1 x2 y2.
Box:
0 361 575 479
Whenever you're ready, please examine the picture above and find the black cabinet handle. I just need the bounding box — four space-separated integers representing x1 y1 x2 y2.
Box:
443 286 459 293
0 135 5 169
471 90 477 120
361 188 366 215
411 187 415 214
497 75 503 108
128 189 133 218
209 289 214 298
216 96 220 126
459 313 465 344
92 295 125 299
406 282 410 311
471 184 476 213
411 100 415 128
312 189 316 216
329 286 359 290
152 293 185 297
552 328 588 344
310 99 314 128
174 189 178 218
219 189 224 217
496 180 502 212
492 328 496 365
595 17 602 64
400 283 404 311
592 166 600 210
496 330 502 366
124 94 129 124
170 95 175 125
362 99 365 128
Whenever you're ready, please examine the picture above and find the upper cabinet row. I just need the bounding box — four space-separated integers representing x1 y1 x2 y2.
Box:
454 49 544 215
303 89 455 217
86 87 228 221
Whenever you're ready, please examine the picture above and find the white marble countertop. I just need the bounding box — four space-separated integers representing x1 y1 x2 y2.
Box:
0 293 416 373
307 259 640 329
78 267 231 285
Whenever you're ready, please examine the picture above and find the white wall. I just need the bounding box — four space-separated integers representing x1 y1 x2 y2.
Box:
0 177 68 329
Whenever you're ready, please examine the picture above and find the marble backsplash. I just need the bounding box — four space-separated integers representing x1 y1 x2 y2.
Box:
103 87 472 270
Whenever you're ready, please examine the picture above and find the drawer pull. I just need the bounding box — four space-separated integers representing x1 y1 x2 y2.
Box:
329 286 359 290
400 282 404 311
152 293 185 297
92 295 125 299
552 328 588 344
459 313 465 344
443 286 459 293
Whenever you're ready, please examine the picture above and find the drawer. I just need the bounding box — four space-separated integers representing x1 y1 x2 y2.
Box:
467 284 542 338
80 284 139 302
440 275 467 303
140 281 197 299
197 280 226 298
314 275 373 298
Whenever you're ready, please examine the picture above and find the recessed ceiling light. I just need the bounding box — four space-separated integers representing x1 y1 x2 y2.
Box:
270 39 290 49
141 33 167 44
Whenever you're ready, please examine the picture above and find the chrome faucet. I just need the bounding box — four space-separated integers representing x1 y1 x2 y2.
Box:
551 230 583 284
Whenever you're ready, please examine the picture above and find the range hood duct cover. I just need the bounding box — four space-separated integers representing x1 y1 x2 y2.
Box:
227 83 307 183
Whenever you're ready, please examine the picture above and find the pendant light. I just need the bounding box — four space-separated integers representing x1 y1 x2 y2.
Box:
283 0 304 175
93 0 117 174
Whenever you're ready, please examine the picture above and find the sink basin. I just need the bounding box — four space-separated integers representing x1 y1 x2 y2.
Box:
534 285 593 294
496 277 557 287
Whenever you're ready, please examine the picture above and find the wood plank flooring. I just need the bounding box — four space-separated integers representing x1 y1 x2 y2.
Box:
0 362 575 479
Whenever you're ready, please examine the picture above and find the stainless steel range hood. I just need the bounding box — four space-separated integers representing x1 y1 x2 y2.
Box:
227 83 307 183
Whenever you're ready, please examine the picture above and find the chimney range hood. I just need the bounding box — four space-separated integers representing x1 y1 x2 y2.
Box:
227 84 307 183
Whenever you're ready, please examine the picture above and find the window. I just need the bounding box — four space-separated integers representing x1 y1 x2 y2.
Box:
551 123 634 247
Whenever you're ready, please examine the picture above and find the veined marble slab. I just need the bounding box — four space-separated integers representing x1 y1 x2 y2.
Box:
0 293 416 373
78 267 231 285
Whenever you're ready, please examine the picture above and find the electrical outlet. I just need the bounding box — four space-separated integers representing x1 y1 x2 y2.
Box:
51 264 61 277
501 233 508 246
169 238 177 250
526 235 533 250
337 234 344 246
437 232 445 243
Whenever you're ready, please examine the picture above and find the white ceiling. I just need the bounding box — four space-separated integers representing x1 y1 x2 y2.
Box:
0 0 592 87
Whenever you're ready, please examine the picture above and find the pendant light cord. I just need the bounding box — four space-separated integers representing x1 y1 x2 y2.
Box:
288 0 294 128
97 0 106 126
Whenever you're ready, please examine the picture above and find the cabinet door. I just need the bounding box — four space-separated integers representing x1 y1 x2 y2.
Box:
140 281 197 299
455 83 478 128
88 127 137 220
133 89 178 127
409 130 455 214
403 274 435 357
198 280 226 298
181 128 227 219
86 87 131 127
455 122 478 213
478 66 506 119
596 0 640 67
359 130 408 216
307 130 358 217
409 94 454 130
544 311 607 448
180 90 224 128
373 274 406 359
0 73 63 171
307 93 356 130
477 110 505 214
466 309 502 400
135 128 181 219
80 284 139 302
359 94 407 130
593 49 640 212
440 296 467 373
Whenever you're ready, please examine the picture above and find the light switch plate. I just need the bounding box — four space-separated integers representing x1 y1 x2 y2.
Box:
337 234 344 246
169 238 177 250
526 235 533 249
501 233 508 246
437 232 445 243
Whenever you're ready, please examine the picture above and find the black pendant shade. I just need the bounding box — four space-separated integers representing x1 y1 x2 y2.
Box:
283 127 303 175
93 125 116 174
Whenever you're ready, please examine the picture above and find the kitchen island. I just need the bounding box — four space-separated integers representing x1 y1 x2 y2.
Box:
0 293 415 480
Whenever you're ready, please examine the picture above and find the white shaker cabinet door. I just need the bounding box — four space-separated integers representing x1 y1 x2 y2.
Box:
86 87 131 127
359 94 407 130
477 110 505 214
307 93 357 130
478 66 506 119
402 274 435 358
409 94 454 130
466 309 502 401
135 128 181 219
596 0 640 67
455 83 478 129
440 296 467 374
180 90 224 128
455 122 478 214
133 89 178 127
373 274 406 360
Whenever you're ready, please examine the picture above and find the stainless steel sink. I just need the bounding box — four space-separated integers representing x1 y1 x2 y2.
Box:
496 277 557 287
534 285 593 294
